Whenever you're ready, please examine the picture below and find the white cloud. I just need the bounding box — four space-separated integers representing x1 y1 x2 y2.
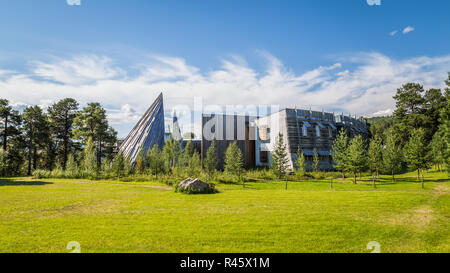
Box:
107 104 141 125
371 108 394 117
403 26 415 34
0 52 449 137
390 30 398 36
32 55 124 85
67 0 81 6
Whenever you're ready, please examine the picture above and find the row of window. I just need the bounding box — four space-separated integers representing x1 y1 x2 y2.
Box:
302 124 333 137
259 123 333 142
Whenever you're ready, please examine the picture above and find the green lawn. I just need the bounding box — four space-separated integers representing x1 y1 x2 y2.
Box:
0 170 448 253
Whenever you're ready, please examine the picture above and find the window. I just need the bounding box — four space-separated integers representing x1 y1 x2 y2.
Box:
260 151 268 163
328 127 332 138
259 126 270 142
302 124 307 136
315 125 321 137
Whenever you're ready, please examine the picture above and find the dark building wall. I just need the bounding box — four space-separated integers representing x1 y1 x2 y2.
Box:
201 114 256 170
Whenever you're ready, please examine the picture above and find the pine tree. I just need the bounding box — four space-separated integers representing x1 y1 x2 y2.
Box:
383 128 403 182
368 135 383 178
0 99 22 152
313 148 320 173
47 98 78 170
82 137 97 176
187 151 201 178
147 144 165 179
162 137 182 171
440 73 450 175
23 106 49 175
271 133 290 179
205 138 218 181
224 141 244 181
332 129 349 179
429 131 445 172
295 146 306 174
73 102 117 169
135 147 145 174
112 153 125 178
346 135 367 184
66 154 79 178
405 128 430 180
184 140 195 157
0 148 7 177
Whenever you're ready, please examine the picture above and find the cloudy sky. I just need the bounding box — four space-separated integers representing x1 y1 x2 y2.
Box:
1 0 449 137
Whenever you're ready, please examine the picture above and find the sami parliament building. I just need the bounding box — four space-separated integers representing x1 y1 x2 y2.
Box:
119 93 369 171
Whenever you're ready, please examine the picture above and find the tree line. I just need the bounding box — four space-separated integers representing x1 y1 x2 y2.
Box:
0 98 117 177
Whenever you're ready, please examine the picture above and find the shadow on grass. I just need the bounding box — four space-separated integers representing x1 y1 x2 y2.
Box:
0 179 53 187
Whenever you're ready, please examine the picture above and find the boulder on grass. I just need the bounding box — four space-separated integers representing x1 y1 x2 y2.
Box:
177 178 216 194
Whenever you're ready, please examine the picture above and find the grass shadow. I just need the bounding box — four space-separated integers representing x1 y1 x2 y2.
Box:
0 179 53 186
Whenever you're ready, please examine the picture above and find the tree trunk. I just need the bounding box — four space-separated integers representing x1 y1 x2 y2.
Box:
392 171 395 183
353 173 357 184
417 169 420 181
3 115 7 151
342 167 345 179
27 141 32 176
97 142 103 170
63 136 68 170
33 146 37 171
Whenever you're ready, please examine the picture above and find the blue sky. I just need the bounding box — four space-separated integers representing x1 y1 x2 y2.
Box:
1 0 449 137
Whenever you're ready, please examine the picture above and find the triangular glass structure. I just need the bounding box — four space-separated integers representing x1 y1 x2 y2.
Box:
119 93 165 163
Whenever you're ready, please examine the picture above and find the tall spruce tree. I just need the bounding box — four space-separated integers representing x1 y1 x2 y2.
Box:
147 144 165 179
224 141 244 181
332 129 349 178
295 146 306 174
383 128 403 182
135 147 145 174
368 135 383 178
205 138 218 181
82 137 97 176
187 151 201 178
271 133 290 179
429 131 445 172
313 148 320 173
345 135 367 184
405 128 430 180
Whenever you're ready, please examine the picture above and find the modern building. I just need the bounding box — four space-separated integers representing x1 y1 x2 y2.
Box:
201 109 369 171
120 93 369 170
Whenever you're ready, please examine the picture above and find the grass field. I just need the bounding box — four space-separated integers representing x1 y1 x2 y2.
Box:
0 170 448 253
